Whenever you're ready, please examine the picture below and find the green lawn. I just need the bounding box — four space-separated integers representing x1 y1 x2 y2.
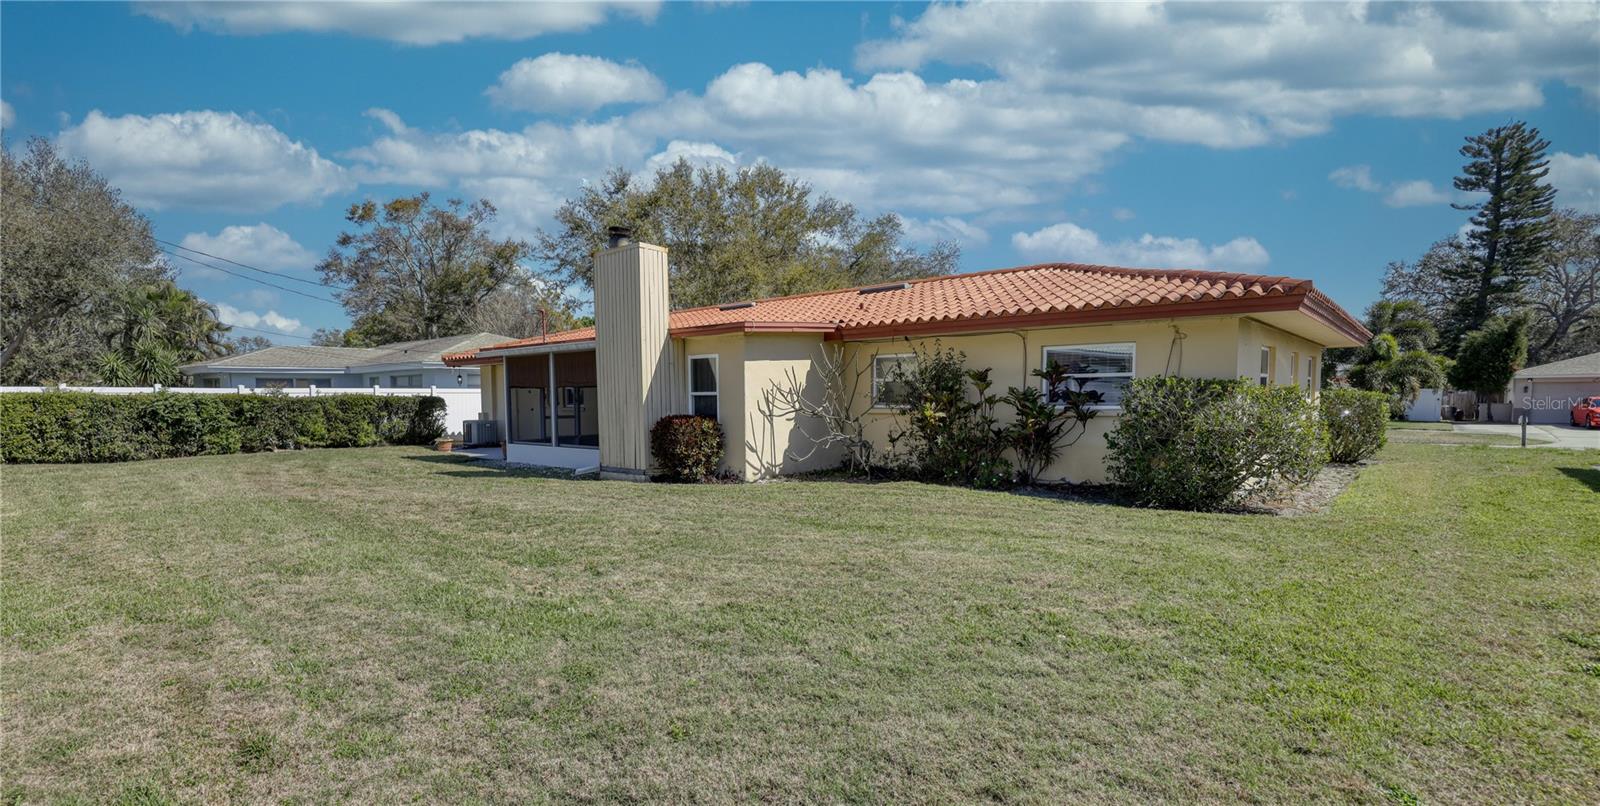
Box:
3 444 1597 803
1385 422 1528 446
1386 421 1455 431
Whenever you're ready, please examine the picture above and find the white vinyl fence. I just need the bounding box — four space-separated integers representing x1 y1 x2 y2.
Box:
0 385 485 439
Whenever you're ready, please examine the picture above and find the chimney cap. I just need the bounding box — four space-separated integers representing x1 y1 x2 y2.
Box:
605 225 635 249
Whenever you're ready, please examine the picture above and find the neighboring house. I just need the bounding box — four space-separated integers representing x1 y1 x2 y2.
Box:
444 236 1370 482
1511 351 1600 424
181 333 511 390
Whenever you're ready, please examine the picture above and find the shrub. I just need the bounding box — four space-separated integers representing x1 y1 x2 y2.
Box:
403 396 448 444
1105 377 1328 511
887 344 1012 489
650 415 724 482
0 392 447 464
1320 388 1389 463
1002 361 1103 485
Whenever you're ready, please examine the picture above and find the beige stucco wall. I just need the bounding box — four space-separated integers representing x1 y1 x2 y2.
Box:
740 314 1326 484
1235 318 1325 393
478 362 505 428
677 333 748 478
741 333 844 480
672 332 847 480
831 317 1243 483
599 312 1335 483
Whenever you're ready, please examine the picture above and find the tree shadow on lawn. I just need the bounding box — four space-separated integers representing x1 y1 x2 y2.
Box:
1557 466 1600 493
402 454 589 480
401 453 476 465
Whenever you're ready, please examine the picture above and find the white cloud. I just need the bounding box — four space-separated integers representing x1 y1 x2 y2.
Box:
1384 179 1455 208
345 108 650 188
215 302 305 335
1330 164 1460 207
897 215 989 246
625 63 1130 213
334 3 1595 250
1549 152 1600 213
179 223 318 271
56 110 350 212
0 100 14 129
1329 165 1382 193
858 1 1596 140
641 140 738 175
1111 207 1136 222
137 1 660 46
1012 222 1270 272
342 108 654 239
487 53 664 113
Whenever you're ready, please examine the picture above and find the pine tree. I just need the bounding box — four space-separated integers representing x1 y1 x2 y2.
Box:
1443 121 1556 351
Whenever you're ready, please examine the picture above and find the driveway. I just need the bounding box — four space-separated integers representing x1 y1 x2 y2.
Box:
1455 422 1600 449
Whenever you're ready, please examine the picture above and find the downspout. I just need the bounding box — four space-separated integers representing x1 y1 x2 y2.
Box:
1164 323 1187 377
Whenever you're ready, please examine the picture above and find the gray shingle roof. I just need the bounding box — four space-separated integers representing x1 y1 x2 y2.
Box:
182 333 510 372
1516 351 1600 379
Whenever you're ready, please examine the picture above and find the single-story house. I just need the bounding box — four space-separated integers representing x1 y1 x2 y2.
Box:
443 235 1369 482
180 333 510 390
1511 351 1600 424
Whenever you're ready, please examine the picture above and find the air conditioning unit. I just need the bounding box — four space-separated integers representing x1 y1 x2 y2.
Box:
462 418 498 446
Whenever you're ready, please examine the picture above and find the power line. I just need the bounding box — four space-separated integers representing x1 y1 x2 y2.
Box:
224 322 314 342
154 237 336 290
159 247 341 305
28 195 345 305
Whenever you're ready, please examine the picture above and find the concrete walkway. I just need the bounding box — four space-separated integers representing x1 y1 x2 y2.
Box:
1455 422 1600 449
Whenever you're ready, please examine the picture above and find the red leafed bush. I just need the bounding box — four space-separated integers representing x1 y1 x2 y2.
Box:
649 415 724 482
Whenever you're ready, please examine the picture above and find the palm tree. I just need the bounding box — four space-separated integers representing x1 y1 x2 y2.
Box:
1347 332 1448 418
1364 299 1438 353
98 281 231 385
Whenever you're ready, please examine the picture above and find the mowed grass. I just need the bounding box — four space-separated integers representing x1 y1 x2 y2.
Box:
3 443 1598 803
1385 422 1527 446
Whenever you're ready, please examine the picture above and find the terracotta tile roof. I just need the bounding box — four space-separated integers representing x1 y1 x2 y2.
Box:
444 262 1368 364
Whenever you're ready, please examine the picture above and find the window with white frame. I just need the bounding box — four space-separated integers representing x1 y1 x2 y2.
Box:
1041 343 1135 408
688 355 719 419
1258 346 1274 387
871 354 916 407
1304 355 1315 392
390 374 424 388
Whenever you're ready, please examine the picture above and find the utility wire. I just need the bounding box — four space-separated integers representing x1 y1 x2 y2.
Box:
160 247 341 305
222 322 315 342
29 195 346 303
154 237 337 290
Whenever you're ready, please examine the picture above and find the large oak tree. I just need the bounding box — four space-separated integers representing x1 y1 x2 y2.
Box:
317 194 529 343
534 160 960 310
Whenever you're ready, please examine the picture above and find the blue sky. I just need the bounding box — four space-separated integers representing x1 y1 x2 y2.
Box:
3 1 1598 343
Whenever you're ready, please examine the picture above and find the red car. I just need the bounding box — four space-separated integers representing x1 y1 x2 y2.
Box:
1573 396 1600 428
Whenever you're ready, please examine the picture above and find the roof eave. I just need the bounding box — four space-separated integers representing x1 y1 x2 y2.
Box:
667 321 842 339
830 293 1338 342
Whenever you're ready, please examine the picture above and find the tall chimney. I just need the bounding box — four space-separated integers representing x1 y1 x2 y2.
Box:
593 237 671 481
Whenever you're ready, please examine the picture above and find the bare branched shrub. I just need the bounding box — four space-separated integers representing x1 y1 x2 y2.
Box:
759 343 876 475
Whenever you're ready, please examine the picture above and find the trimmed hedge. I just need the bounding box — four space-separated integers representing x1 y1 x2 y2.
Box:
1105 377 1328 512
649 414 724 482
1320 387 1389 463
0 392 446 464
